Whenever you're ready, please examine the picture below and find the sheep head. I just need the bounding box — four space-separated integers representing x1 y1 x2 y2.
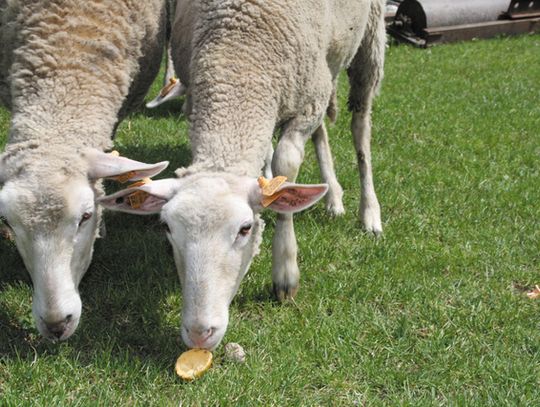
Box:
0 148 168 340
99 171 327 349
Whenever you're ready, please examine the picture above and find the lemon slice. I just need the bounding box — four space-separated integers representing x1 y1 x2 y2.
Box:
175 349 213 381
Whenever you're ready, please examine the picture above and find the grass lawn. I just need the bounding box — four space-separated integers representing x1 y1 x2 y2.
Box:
1 34 539 405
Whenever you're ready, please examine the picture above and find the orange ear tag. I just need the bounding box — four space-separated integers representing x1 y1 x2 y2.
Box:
258 176 287 207
160 77 179 97
107 151 138 183
112 171 137 183
126 178 152 209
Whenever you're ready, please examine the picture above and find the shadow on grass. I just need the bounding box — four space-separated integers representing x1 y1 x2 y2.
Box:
0 215 182 368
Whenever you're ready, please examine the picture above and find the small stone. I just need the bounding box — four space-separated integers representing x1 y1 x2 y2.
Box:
224 342 246 363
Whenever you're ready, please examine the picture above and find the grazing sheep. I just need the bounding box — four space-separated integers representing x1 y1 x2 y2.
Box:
101 0 386 350
0 0 169 340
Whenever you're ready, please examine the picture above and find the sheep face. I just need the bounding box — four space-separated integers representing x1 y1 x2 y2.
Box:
163 176 262 350
0 175 98 340
99 172 327 349
0 149 168 340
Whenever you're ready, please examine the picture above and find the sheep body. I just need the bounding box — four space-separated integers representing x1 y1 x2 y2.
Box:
0 0 168 340
172 0 383 176
102 0 386 349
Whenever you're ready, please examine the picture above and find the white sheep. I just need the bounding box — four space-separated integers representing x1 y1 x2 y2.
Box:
101 0 386 350
0 0 169 340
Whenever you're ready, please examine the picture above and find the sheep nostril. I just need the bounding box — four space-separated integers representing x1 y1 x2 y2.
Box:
46 322 67 339
202 327 215 341
115 197 124 204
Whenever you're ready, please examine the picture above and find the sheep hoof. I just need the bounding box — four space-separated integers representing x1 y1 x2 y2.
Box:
360 205 382 236
326 200 345 217
273 283 299 302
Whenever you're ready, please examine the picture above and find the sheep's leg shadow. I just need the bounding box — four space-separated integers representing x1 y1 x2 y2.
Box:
312 123 344 216
271 127 311 301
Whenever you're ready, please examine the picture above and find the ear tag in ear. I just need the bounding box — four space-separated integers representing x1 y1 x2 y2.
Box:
160 77 179 97
258 176 287 207
126 178 152 209
106 151 138 183
112 171 137 183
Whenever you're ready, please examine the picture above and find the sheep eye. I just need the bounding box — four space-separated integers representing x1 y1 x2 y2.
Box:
79 212 92 227
238 224 252 237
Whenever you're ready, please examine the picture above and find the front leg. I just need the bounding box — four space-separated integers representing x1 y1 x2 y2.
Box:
272 212 299 301
271 129 310 301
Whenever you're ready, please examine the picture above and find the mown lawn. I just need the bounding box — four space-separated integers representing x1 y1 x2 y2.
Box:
1 34 539 405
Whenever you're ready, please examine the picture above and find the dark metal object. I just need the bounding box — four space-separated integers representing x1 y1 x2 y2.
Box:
506 0 540 19
388 0 540 47
424 17 540 46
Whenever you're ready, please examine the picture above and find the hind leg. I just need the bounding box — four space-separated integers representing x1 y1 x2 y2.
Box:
348 3 386 235
312 123 344 216
263 142 274 179
351 109 381 234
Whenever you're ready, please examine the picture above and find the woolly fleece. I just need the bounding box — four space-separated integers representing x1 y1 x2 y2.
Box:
171 0 386 177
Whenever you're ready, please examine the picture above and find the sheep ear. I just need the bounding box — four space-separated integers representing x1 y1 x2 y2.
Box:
84 149 169 182
146 78 185 108
97 179 180 214
259 182 328 214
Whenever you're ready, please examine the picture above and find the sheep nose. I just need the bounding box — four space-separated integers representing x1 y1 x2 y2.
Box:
45 314 72 339
186 326 216 348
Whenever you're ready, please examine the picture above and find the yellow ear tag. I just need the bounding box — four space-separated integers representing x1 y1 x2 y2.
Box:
160 77 179 97
107 151 138 183
112 171 137 183
126 178 152 209
257 176 287 207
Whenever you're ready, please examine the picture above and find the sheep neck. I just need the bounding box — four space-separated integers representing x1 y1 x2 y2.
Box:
188 79 279 178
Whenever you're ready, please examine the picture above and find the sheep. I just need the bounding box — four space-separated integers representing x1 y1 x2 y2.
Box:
100 0 386 350
0 0 169 341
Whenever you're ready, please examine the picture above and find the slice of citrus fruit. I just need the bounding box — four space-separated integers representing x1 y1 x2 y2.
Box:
175 349 213 381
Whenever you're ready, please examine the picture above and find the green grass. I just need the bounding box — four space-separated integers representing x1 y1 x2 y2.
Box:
1 34 539 405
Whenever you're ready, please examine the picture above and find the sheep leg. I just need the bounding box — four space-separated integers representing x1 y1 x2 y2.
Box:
312 123 344 216
263 142 274 179
164 45 176 85
350 110 381 235
271 129 309 301
347 9 385 235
